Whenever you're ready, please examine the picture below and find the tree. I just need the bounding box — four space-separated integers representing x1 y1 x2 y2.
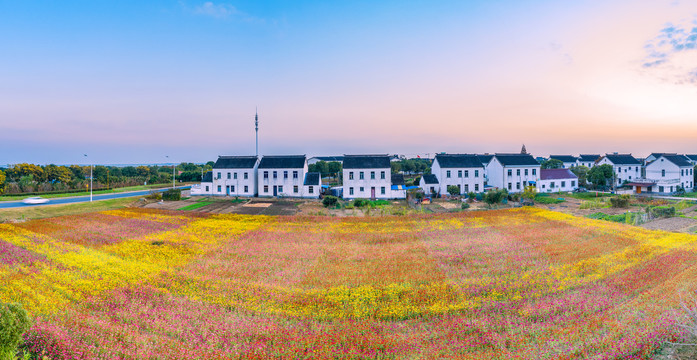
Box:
521 185 537 202
327 161 342 176
541 159 563 169
484 189 508 206
179 171 202 182
136 166 150 178
390 162 401 174
447 185 460 196
6 163 44 182
45 165 73 184
0 302 30 360
570 165 589 187
69 165 85 180
587 164 614 189
0 170 5 194
93 165 109 184
122 166 138 177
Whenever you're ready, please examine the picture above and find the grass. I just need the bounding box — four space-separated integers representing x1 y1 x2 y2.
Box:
0 184 182 202
0 197 137 222
177 202 212 211
534 193 565 204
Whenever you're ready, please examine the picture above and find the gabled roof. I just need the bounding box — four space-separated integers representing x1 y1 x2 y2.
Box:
494 154 540 166
477 154 494 165
213 156 258 169
540 168 578 180
578 154 600 162
343 155 391 169
685 154 697 162
391 173 405 186
310 156 344 162
303 172 321 186
648 152 677 159
422 174 439 184
661 154 692 167
202 171 213 183
434 154 484 168
549 155 578 163
602 154 641 165
258 155 306 169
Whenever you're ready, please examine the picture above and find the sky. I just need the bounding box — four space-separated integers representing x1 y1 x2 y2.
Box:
1 0 697 165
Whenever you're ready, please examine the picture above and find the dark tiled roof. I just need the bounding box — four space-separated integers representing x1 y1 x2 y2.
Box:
202 171 213 183
540 169 578 180
213 156 258 169
343 155 391 169
549 155 578 163
603 154 641 165
434 154 484 168
685 154 697 161
422 174 439 184
391 173 405 186
649 152 677 159
303 172 321 185
311 156 344 162
578 154 600 162
477 154 494 165
494 154 540 166
661 154 692 167
258 155 306 169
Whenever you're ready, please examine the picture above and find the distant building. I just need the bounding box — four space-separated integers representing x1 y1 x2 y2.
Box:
633 154 695 194
303 172 322 197
429 154 484 195
211 156 259 197
487 153 541 193
538 169 578 193
419 174 440 196
342 154 403 199
549 155 578 169
307 156 344 165
576 154 600 168
596 154 641 186
190 171 213 196
258 155 316 198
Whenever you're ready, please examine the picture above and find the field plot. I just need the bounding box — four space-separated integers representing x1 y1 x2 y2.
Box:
2 207 697 359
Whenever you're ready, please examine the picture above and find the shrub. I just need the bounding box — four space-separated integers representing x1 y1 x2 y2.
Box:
461 202 470 210
322 195 338 207
649 206 675 218
610 195 631 208
466 192 476 202
146 190 162 200
353 198 369 208
0 302 30 360
446 185 460 196
508 193 521 202
534 194 565 204
484 189 507 206
162 189 181 201
579 200 607 210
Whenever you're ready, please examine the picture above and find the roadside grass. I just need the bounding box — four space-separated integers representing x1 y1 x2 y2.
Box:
566 192 612 200
177 202 212 211
0 184 187 202
580 199 609 209
0 197 137 222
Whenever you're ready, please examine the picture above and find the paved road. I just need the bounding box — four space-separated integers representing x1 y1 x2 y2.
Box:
0 186 191 209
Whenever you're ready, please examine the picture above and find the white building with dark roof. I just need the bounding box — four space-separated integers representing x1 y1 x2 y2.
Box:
596 154 641 186
538 169 578 193
191 171 214 196
258 155 314 198
419 174 440 196
685 154 697 165
342 154 403 199
308 156 344 165
430 154 484 195
487 154 541 193
576 154 600 168
631 154 695 194
303 172 322 197
212 156 259 197
549 155 578 169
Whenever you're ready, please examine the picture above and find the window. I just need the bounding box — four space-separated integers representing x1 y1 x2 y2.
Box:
360 187 364 192
475 170 479 177
464 184 469 192
234 172 238 180
349 187 354 195
457 184 461 192
244 185 248 193
380 187 385 195
217 172 221 179
284 171 288 179
380 171 385 179
273 171 277 179
309 186 314 194
278 186 283 193
659 186 664 193
507 169 512 176
349 172 354 180
662 169 665 177
618 167 621 172
371 171 375 180
294 185 299 193
551 182 555 188
508 183 512 190
264 185 268 193
227 173 231 179
465 170 469 178
458 170 462 178
516 182 520 190
430 187 435 193
263 171 268 179
244 172 248 179
571 181 575 187
360 172 364 180
475 184 479 191
524 169 528 176
217 185 221 192
681 169 685 176
293 171 298 179
229 186 234 192
532 169 537 176
561 181 566 187
205 186 209 192
447 170 451 178
516 169 520 176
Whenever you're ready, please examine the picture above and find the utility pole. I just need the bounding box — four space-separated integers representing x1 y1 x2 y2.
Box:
255 108 259 157
84 154 92 202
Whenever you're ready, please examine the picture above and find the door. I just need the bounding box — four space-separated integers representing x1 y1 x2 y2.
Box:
371 187 376 200
273 186 278 196
226 186 230 195
636 186 641 194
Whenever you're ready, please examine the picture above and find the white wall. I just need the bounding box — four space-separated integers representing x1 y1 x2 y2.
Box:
258 163 315 198
645 157 694 192
537 178 578 193
432 159 484 194
342 167 392 199
191 182 213 196
419 177 440 196
596 158 641 185
212 166 258 197
487 158 540 193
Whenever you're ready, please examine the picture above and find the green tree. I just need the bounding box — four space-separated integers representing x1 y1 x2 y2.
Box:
541 159 563 169
521 185 537 202
69 164 85 180
484 189 508 206
0 170 5 195
136 166 150 178
447 185 460 196
327 161 342 176
0 302 30 360
390 162 401 174
93 165 109 184
45 165 73 184
588 164 614 189
122 166 137 177
570 165 589 187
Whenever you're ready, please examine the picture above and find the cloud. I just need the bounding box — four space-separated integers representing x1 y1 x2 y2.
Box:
641 16 697 83
193 2 239 18
548 41 573 65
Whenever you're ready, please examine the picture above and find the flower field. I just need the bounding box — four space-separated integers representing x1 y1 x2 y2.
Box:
2 207 697 359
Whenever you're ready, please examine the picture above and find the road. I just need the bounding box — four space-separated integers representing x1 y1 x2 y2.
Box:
0 186 191 209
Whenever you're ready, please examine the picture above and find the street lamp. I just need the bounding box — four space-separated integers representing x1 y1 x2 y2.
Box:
83 154 92 202
166 156 175 189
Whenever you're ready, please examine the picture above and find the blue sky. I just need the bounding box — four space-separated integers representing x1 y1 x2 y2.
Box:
1 1 696 165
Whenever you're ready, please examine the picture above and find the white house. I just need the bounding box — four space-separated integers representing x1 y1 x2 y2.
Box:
190 171 213 196
342 154 401 199
303 172 322 197
634 154 695 194
538 169 578 193
685 154 697 165
391 173 407 199
429 154 484 195
576 154 600 168
596 154 641 187
486 154 541 193
549 155 578 169
211 156 259 197
258 155 317 198
419 174 440 196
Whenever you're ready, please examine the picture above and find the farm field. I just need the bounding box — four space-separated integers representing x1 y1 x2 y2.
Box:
2 207 697 358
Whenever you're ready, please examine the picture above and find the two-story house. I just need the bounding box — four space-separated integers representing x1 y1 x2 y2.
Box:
342 155 394 199
487 154 541 193
640 154 694 194
429 154 484 195
596 154 641 187
258 155 316 198
549 155 578 169
211 156 259 197
576 154 600 168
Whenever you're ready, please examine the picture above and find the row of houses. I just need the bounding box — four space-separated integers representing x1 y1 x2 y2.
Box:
191 152 696 199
